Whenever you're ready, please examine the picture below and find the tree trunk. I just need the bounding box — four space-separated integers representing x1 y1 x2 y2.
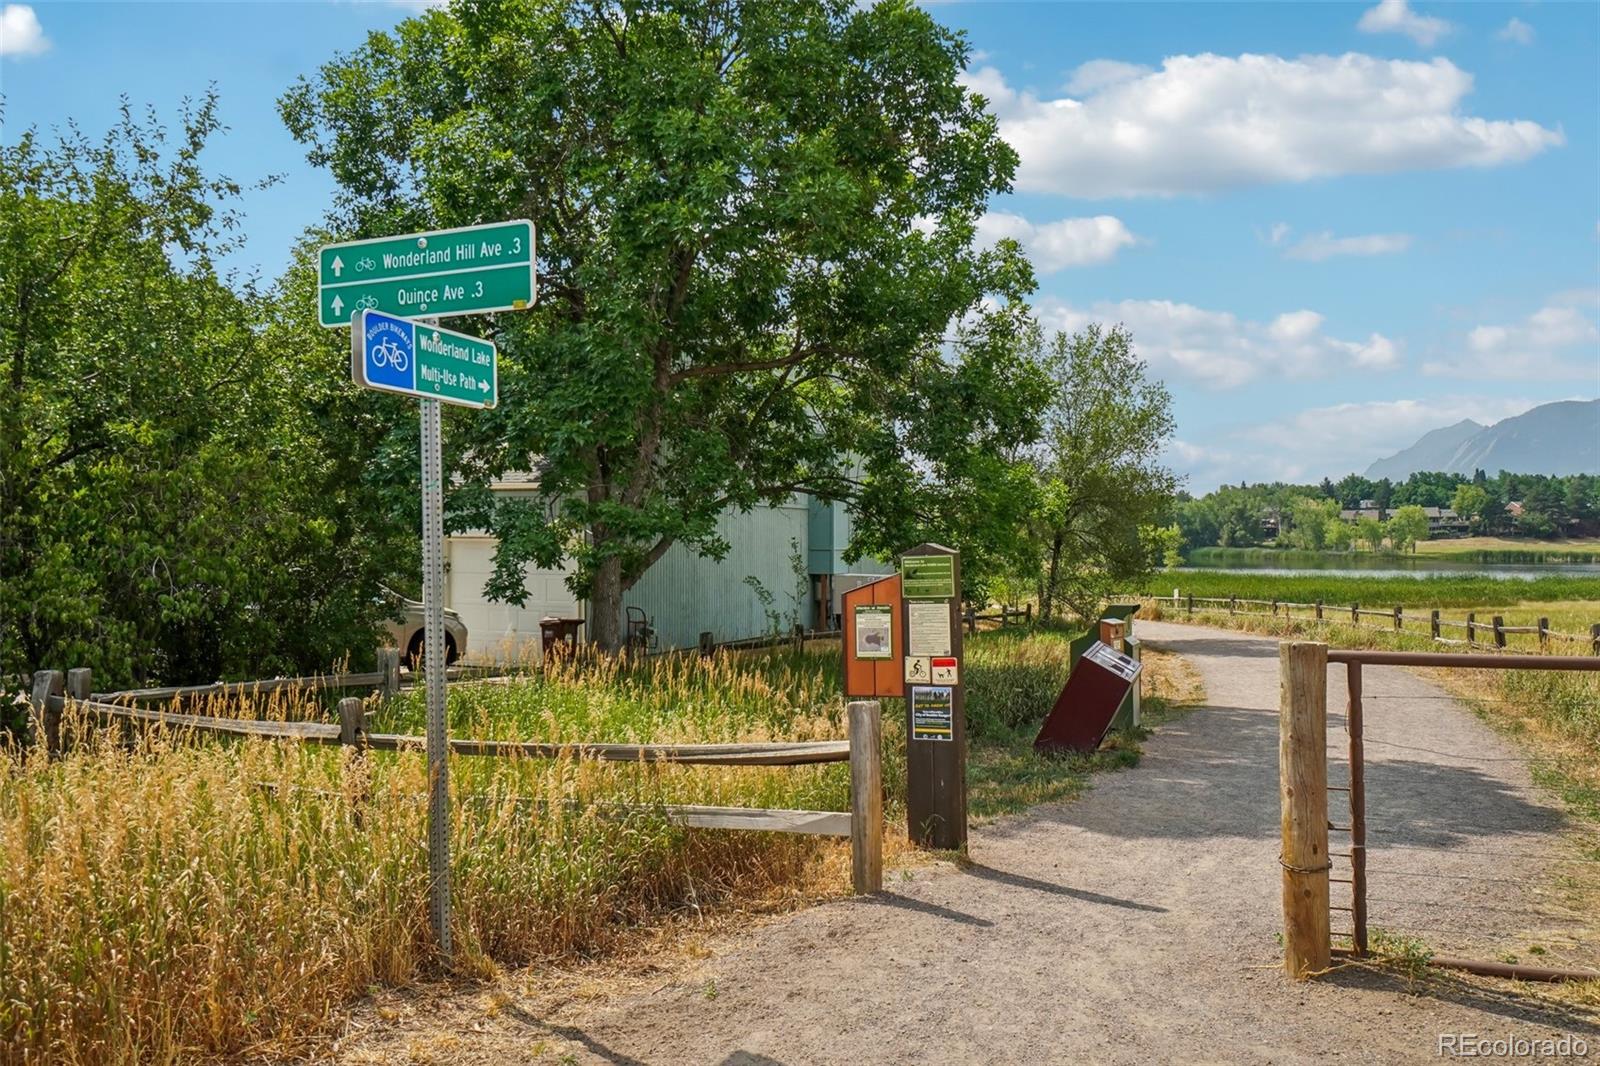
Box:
589 555 625 652
1041 532 1064 622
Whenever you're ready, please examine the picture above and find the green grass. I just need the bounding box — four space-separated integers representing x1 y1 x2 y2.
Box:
1188 541 1600 567
1148 569 1600 608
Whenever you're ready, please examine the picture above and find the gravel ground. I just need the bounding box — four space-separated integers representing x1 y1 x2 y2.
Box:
332 621 1600 1065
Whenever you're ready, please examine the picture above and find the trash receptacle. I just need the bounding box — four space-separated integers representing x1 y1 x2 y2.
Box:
540 617 584 660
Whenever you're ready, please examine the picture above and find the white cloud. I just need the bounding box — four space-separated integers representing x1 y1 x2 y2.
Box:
1037 296 1400 390
1426 292 1600 380
962 54 1561 198
1283 230 1413 261
975 212 1139 271
1358 0 1452 47
1172 396 1542 488
0 4 49 57
1497 17 1535 45
1064 59 1151 95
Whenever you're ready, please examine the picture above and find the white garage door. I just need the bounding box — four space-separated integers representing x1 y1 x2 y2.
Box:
446 535 583 663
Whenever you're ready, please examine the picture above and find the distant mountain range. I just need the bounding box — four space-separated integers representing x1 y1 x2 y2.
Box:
1364 399 1600 480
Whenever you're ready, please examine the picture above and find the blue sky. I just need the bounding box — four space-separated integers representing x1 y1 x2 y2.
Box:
3 0 1597 490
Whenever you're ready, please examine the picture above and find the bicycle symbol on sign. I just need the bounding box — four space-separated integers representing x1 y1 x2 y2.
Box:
355 294 380 311
356 256 377 272
370 338 409 374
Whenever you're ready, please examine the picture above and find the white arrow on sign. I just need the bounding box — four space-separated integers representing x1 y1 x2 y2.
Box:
331 255 344 277
331 295 345 317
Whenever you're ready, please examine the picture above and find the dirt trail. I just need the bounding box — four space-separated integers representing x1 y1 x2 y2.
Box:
336 621 1599 1065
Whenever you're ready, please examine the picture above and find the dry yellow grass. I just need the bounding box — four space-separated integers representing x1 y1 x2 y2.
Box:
0 683 845 1063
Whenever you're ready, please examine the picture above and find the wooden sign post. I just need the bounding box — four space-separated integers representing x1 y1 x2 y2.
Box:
899 544 966 850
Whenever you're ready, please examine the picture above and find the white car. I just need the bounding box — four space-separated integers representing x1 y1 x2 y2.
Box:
383 591 468 666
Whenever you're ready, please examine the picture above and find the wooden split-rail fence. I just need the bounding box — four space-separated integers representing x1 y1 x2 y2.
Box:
1145 593 1600 654
24 653 885 896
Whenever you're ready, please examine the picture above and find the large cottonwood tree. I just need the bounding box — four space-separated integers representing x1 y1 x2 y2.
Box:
280 0 1044 647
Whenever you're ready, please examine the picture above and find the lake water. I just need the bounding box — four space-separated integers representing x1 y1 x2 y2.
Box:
1177 558 1600 581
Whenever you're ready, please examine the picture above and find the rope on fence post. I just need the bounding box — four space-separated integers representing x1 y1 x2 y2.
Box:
848 700 883 895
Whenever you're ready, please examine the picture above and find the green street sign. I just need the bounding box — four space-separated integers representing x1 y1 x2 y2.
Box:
319 220 535 327
352 309 497 409
901 554 956 600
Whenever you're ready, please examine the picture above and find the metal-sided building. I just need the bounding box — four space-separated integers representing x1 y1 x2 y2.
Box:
442 478 890 660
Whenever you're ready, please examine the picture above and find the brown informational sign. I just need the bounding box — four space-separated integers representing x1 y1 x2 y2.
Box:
843 574 903 699
899 543 966 851
1034 640 1143 754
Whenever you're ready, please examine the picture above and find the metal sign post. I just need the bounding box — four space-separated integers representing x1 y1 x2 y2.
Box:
325 219 535 964
419 388 452 959
899 544 966 850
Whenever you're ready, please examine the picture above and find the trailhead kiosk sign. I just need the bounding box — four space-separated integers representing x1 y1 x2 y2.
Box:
318 220 535 327
323 219 535 963
352 310 498 409
898 543 966 850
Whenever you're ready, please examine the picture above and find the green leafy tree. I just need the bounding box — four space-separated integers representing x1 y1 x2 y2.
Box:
1356 515 1387 552
1387 504 1430 554
1325 516 1354 552
1 100 411 687
1287 496 1336 550
1450 483 1490 532
281 0 1041 648
1026 324 1177 621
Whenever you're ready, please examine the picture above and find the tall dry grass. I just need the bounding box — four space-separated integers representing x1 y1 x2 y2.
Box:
0 678 841 1063
1 632 1085 1063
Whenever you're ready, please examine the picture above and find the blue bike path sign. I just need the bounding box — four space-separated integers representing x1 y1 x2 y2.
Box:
351 309 498 409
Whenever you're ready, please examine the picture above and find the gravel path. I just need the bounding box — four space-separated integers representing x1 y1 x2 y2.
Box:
339 621 1600 1064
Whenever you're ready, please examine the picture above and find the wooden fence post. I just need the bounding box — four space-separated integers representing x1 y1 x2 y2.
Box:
848 700 884 895
1591 623 1600 656
377 647 401 697
338 697 368 748
1280 641 1331 979
1351 602 1358 623
1187 594 1195 616
1538 617 1549 650
1393 605 1402 632
337 697 370 827
792 622 805 655
66 668 93 701
1315 600 1323 621
1229 595 1236 616
1430 609 1440 640
29 670 64 755
1025 603 1033 625
1466 612 1476 643
1492 616 1506 649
